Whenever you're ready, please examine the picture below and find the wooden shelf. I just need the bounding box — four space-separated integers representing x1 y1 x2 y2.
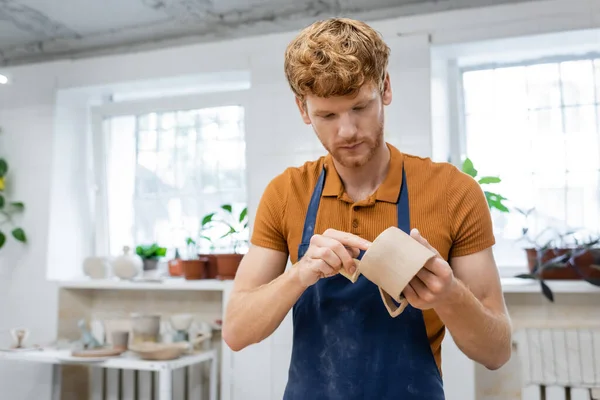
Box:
58 278 230 291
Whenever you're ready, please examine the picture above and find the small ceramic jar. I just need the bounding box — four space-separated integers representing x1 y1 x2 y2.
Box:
112 246 142 280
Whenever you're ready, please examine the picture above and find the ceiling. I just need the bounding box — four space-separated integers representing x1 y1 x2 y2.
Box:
0 0 539 66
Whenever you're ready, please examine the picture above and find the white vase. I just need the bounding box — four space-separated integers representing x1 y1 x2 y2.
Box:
82 256 110 279
112 246 142 280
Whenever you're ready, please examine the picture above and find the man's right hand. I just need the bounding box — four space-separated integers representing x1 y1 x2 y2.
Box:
295 228 371 288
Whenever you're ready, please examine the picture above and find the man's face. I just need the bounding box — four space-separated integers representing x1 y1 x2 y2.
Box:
296 76 392 168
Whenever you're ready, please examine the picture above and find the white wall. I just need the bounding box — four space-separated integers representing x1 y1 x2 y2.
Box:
0 0 600 398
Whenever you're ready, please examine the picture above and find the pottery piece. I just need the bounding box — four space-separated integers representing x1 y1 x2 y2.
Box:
112 246 143 280
345 226 437 317
111 331 129 351
170 314 193 342
10 328 29 349
72 347 125 358
77 319 102 349
129 342 189 361
131 314 161 344
82 257 110 279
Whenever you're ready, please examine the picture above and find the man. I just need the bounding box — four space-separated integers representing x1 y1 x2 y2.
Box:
222 17 512 399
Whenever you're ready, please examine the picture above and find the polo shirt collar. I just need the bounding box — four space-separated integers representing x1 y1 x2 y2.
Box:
322 142 404 203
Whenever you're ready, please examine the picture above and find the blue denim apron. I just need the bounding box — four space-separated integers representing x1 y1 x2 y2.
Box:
283 165 445 400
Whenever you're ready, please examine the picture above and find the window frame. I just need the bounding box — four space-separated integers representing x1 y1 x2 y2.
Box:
452 52 600 275
90 90 249 257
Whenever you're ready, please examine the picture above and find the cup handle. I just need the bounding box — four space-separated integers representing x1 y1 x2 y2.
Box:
379 287 409 317
338 259 362 283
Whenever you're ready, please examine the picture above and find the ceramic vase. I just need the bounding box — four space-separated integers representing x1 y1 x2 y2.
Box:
112 246 143 280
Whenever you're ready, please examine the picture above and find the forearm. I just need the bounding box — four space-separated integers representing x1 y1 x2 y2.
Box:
434 279 512 370
223 266 306 351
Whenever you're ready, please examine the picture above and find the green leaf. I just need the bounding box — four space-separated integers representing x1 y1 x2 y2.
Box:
0 195 4 208
461 158 477 178
202 212 215 226
0 159 7 177
221 204 233 213
515 273 536 279
0 230 5 249
540 280 554 302
239 207 247 223
220 226 236 239
478 176 501 185
9 202 24 211
485 191 509 212
11 228 26 243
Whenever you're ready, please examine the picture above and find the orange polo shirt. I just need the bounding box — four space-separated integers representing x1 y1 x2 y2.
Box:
250 142 496 374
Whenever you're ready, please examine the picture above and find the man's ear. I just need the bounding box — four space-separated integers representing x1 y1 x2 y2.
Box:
382 72 392 106
295 96 312 125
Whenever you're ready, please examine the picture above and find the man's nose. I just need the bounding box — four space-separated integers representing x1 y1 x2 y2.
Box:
338 114 358 139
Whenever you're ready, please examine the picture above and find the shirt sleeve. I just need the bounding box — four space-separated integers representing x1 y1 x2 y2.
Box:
446 166 496 259
250 171 290 254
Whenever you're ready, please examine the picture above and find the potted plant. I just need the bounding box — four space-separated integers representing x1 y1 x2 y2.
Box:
199 204 249 280
135 243 167 271
461 157 509 213
0 155 27 250
176 237 210 280
515 221 600 301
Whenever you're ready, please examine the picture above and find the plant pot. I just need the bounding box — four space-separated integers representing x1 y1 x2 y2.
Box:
142 258 159 271
199 254 218 279
526 248 600 280
168 259 183 277
214 253 244 280
182 258 209 280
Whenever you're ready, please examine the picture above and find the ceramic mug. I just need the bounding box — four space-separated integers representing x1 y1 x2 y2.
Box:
340 226 437 317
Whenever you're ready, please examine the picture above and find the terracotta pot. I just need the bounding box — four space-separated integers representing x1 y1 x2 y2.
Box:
182 258 208 280
199 254 219 279
168 259 183 276
214 253 244 280
525 248 600 280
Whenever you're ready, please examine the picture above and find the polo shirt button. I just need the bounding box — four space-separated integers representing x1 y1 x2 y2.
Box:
352 219 359 228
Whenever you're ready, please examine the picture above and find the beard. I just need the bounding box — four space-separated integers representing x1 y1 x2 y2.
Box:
316 118 385 169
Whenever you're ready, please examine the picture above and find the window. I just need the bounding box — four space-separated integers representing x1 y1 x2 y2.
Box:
459 56 600 268
93 92 248 258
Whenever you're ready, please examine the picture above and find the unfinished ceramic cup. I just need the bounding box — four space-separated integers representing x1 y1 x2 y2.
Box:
349 226 437 317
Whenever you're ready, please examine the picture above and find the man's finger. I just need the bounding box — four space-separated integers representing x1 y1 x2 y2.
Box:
323 228 371 251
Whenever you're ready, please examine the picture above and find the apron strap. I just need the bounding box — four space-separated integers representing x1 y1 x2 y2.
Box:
299 168 326 247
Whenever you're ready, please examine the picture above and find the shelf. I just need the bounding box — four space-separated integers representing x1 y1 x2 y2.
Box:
501 278 600 294
0 348 217 371
58 278 230 291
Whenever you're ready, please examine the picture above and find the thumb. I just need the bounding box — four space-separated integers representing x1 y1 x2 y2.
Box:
410 228 439 255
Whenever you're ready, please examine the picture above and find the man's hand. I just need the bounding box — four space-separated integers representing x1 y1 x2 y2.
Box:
296 228 371 288
402 228 457 310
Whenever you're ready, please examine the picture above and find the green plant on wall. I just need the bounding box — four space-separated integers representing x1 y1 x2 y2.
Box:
461 157 509 213
0 157 27 249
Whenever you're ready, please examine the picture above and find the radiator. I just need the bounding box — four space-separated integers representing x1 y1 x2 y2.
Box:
515 328 600 400
89 366 207 400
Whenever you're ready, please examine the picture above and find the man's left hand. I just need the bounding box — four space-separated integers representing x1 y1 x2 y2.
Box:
402 229 458 310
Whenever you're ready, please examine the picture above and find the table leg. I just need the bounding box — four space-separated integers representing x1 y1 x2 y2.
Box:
158 370 172 400
210 355 218 400
51 364 62 400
